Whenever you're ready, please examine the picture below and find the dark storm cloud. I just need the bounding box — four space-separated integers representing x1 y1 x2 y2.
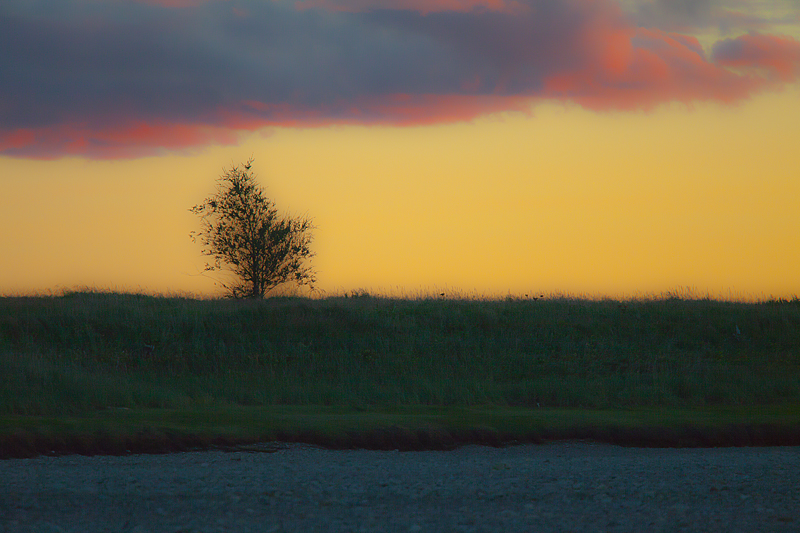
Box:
1 0 799 158
0 0 582 126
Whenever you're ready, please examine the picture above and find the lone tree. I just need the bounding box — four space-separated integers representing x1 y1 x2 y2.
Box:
190 159 316 298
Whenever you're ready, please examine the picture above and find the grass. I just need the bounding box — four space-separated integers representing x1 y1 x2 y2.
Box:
2 289 800 455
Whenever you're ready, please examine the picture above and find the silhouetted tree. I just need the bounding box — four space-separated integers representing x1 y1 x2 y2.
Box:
190 159 315 298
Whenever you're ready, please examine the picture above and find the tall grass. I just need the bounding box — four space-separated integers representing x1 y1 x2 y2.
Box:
2 290 799 415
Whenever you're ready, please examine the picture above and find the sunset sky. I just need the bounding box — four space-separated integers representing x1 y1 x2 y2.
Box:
1 0 799 299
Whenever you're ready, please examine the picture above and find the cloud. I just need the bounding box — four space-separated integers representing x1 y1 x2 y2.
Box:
713 32 800 81
131 0 230 6
293 0 529 15
628 0 800 33
543 28 765 110
632 0 720 31
0 122 253 160
1 0 798 159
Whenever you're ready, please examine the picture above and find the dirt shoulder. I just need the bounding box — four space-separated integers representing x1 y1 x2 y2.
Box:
2 405 800 458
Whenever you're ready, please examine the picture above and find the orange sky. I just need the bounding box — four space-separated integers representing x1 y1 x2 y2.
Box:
1 1 799 300
2 88 799 300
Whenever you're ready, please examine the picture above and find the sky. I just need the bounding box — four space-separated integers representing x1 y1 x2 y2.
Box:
1 0 799 299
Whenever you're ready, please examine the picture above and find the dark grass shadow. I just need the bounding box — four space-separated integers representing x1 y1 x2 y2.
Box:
3 407 800 458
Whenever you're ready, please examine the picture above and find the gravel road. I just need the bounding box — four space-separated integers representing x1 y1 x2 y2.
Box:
2 442 798 532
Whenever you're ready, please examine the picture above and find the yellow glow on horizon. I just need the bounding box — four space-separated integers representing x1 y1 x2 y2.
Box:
1 86 799 300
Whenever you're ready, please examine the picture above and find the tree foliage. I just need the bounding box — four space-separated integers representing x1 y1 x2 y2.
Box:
190 159 315 298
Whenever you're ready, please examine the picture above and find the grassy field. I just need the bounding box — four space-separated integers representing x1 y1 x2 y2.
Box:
2 290 800 456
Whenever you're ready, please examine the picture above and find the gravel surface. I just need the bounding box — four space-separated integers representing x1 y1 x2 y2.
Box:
2 442 799 532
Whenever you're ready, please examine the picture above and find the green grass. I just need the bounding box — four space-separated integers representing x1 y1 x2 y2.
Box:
1 290 799 454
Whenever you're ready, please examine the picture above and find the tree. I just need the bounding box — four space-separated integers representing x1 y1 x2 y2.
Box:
190 159 316 298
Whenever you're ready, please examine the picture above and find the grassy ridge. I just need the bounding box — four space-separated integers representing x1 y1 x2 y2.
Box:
2 291 800 417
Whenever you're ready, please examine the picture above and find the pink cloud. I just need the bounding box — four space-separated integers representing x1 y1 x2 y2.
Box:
543 28 776 110
0 96 536 159
713 33 800 82
327 94 534 125
0 121 251 160
235 94 539 129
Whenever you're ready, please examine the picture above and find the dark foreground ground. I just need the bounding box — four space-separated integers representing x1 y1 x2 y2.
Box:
2 413 800 459
3 442 798 533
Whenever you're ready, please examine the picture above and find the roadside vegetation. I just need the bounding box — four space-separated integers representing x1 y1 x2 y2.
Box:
2 289 799 455
3 289 800 414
